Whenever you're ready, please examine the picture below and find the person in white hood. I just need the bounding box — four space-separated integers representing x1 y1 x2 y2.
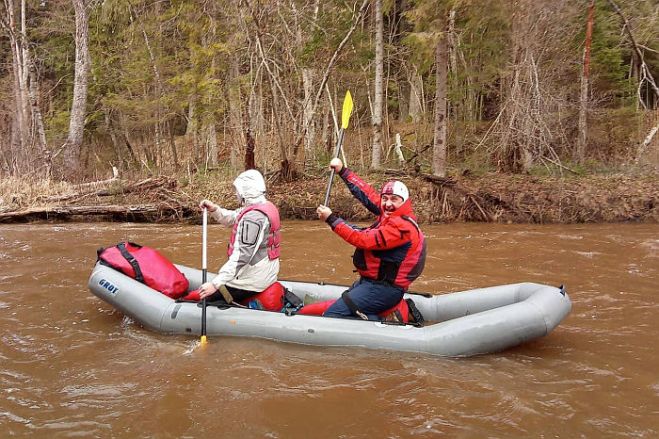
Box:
197 169 281 303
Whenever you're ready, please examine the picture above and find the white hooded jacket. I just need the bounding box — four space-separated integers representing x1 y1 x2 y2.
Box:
209 170 280 292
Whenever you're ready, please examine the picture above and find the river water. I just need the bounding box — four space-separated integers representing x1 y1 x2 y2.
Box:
0 221 657 437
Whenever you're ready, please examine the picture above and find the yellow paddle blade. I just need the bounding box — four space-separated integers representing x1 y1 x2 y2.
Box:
341 90 353 129
200 335 208 345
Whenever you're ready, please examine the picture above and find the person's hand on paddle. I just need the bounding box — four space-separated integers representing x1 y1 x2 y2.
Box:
329 158 343 173
317 205 332 221
199 199 218 212
198 282 218 299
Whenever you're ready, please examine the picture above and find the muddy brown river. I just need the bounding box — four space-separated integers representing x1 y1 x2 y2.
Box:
1 221 657 437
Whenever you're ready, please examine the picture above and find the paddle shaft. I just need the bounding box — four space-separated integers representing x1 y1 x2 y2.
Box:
201 208 208 340
323 128 345 206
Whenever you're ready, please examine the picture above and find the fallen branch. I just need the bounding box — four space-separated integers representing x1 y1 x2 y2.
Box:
76 166 120 190
40 176 176 203
96 176 176 196
419 173 457 187
0 203 185 223
383 168 456 187
540 155 580 175
636 123 659 163
469 194 491 221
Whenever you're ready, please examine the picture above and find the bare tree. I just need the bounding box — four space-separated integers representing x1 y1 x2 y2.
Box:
228 58 244 170
407 67 424 123
371 0 384 169
576 0 595 163
61 0 90 179
286 0 370 177
484 0 577 173
1 0 48 175
607 0 659 103
432 14 448 177
1 0 29 173
606 0 659 165
203 4 219 169
289 0 321 166
139 16 163 167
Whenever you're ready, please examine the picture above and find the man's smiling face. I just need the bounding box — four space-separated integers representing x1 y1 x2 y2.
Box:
381 194 404 216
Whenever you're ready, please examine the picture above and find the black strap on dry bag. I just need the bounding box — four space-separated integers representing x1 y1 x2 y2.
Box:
116 242 145 284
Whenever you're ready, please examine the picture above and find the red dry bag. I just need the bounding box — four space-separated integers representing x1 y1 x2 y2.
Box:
97 242 189 299
241 282 285 311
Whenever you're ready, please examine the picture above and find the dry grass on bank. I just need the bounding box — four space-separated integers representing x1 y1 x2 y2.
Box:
198 171 659 224
0 177 73 212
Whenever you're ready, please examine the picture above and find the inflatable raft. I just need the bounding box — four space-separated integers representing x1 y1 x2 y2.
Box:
88 262 572 357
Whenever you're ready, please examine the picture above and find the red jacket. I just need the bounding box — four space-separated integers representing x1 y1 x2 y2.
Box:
326 168 426 290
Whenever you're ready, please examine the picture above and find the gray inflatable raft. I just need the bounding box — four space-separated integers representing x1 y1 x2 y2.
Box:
88 262 572 357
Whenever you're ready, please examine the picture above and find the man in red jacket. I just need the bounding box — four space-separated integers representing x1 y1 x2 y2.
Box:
316 158 426 320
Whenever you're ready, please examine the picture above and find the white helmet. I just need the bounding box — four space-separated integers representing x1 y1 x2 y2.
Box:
381 180 409 202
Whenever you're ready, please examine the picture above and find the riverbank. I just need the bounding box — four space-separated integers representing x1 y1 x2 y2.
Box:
1 171 657 224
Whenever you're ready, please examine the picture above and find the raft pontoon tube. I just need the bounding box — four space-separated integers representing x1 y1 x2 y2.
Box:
88 262 572 357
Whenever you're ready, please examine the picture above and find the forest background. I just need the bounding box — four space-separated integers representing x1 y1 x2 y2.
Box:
0 0 657 224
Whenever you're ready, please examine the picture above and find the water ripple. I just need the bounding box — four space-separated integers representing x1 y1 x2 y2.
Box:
0 222 657 438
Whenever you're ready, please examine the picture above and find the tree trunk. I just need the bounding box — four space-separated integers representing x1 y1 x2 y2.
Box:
302 68 316 166
206 122 218 168
408 69 424 123
290 0 320 169
244 129 256 171
269 74 293 179
105 111 124 168
448 9 457 78
321 94 331 152
140 14 163 169
62 0 90 179
243 92 255 170
2 0 30 173
0 131 11 174
186 96 200 166
28 65 50 177
371 0 384 169
576 0 595 163
18 0 30 157
203 15 218 169
398 77 410 121
168 121 179 171
248 78 263 144
119 114 138 166
432 19 448 177
228 60 243 170
495 0 544 174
